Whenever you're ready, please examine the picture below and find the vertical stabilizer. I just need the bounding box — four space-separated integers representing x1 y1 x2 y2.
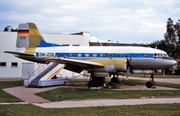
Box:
16 23 44 48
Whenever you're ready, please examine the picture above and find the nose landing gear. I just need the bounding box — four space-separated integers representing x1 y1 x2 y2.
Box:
146 72 156 88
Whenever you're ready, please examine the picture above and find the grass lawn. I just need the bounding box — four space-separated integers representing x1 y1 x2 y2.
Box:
0 80 180 115
0 104 180 116
37 79 180 101
37 87 180 101
0 81 23 102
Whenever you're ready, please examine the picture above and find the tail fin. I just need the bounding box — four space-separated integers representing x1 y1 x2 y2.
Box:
16 22 61 48
16 23 44 48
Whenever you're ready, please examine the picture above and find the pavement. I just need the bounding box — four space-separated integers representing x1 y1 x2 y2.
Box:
129 76 180 84
2 77 180 108
3 86 59 103
34 98 180 108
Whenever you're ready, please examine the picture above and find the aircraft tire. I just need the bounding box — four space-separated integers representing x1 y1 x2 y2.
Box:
146 81 153 88
88 81 97 87
111 77 119 83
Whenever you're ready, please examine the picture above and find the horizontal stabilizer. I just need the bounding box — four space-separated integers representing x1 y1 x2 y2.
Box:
4 51 34 56
47 57 104 68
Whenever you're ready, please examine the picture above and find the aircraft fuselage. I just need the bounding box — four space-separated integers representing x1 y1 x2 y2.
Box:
17 46 177 74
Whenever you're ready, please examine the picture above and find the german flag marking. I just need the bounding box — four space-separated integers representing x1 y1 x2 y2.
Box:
18 30 29 35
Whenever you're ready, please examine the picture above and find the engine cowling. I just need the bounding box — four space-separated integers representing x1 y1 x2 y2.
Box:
93 72 109 77
87 58 127 76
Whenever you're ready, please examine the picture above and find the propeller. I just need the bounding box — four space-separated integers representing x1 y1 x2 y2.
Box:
126 54 133 78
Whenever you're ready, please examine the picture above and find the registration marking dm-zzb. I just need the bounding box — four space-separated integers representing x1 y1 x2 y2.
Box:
38 52 54 57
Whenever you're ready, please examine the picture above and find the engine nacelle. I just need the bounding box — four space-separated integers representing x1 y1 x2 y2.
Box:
93 72 109 77
87 58 127 73
91 65 126 73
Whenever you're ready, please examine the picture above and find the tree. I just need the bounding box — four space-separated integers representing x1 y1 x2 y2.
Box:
150 18 180 74
164 18 180 48
3 27 8 31
175 19 180 44
151 18 180 58
3 26 17 32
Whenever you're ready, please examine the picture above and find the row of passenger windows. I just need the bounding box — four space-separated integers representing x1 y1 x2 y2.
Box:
62 44 80 46
62 53 152 58
0 62 18 67
60 53 169 58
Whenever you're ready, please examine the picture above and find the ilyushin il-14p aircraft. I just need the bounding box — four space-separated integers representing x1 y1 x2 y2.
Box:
5 23 177 88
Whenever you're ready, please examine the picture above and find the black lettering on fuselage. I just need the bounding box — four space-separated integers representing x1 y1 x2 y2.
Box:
38 52 54 57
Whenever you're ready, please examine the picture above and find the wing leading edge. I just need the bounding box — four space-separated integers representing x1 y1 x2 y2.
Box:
47 57 105 68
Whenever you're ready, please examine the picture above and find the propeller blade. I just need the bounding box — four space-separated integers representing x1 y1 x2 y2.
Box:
126 53 133 78
126 67 130 78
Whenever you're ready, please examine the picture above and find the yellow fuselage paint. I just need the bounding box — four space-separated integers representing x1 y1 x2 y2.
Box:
87 58 126 67
25 47 36 55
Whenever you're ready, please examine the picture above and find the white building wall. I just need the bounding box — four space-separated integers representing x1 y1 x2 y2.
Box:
0 32 23 79
43 32 89 46
0 31 89 80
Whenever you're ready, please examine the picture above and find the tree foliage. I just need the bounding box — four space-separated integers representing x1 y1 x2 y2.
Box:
149 18 180 74
164 18 180 46
3 26 17 32
150 18 180 60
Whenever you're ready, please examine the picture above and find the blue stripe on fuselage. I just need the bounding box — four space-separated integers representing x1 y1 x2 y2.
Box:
36 40 62 47
36 52 154 58
55 53 154 58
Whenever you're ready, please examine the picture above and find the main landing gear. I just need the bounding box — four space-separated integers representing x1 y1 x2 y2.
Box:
88 76 106 88
88 73 120 88
146 71 156 88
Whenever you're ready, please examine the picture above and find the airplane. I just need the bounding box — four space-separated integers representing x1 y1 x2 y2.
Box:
5 22 177 88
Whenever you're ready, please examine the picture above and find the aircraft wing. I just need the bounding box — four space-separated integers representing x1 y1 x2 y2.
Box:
4 51 34 56
47 57 104 68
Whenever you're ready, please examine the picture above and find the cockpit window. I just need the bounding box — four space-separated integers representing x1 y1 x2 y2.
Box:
154 53 164 59
158 53 162 58
163 53 169 57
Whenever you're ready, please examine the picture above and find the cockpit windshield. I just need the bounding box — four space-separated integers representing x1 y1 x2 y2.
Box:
163 53 169 57
154 53 169 58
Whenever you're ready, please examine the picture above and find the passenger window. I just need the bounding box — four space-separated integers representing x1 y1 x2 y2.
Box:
70 53 74 57
117 54 120 57
100 53 105 57
144 54 149 58
158 53 162 58
125 54 128 57
109 54 112 58
93 54 97 57
85 54 89 57
78 54 81 57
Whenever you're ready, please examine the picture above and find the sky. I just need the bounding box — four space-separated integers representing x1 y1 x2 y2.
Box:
0 0 179 43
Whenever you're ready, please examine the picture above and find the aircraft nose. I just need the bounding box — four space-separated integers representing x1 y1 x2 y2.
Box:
169 57 177 66
172 59 177 65
163 57 177 68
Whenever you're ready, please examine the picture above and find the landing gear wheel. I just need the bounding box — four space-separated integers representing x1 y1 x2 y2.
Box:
111 77 119 83
88 81 97 88
146 81 153 88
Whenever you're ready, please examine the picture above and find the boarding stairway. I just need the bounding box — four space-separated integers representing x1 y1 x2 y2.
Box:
24 62 68 87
